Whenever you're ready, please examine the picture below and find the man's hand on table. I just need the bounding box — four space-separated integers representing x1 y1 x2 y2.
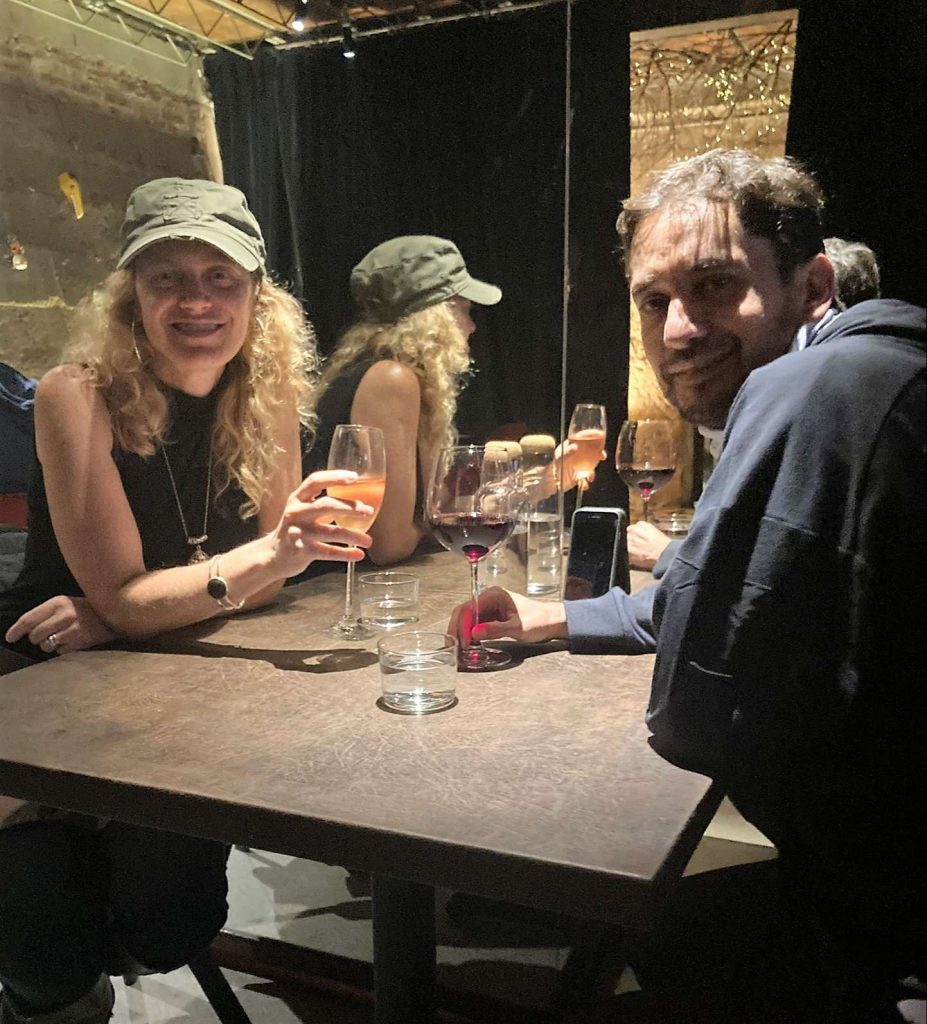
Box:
626 520 672 572
448 587 569 647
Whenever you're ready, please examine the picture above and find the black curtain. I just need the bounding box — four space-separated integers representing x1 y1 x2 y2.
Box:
206 0 630 501
787 0 925 306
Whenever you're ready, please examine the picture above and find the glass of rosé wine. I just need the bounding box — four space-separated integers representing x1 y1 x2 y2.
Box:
327 424 387 640
566 403 607 508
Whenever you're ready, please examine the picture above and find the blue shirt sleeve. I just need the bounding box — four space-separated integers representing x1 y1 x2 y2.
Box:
652 538 682 580
564 583 659 654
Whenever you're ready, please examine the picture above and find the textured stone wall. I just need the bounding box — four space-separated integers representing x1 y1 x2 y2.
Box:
0 0 219 379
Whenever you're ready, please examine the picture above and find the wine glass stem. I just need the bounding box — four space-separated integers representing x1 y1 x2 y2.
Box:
342 559 356 626
575 479 586 510
642 495 651 523
468 559 481 656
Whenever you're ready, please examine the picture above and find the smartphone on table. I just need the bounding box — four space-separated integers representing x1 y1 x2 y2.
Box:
564 506 630 600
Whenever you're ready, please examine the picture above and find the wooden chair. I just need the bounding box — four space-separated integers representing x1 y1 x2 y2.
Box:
121 947 253 1024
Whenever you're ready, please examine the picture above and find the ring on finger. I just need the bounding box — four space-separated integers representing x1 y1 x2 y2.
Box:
44 632 60 652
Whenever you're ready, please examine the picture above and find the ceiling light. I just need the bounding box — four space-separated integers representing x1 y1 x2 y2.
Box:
341 24 355 59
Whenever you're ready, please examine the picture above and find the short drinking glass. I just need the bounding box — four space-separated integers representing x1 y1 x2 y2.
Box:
378 631 458 715
359 571 419 629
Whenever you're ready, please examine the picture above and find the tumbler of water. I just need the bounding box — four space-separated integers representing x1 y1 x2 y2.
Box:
377 632 458 715
359 571 419 629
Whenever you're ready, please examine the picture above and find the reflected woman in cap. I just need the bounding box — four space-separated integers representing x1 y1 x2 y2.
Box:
0 178 372 1024
302 235 502 565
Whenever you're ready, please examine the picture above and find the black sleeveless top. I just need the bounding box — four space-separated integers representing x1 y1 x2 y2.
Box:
301 358 376 477
290 356 436 586
0 384 256 659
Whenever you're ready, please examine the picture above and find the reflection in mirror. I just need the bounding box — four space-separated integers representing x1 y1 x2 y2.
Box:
205 2 630 529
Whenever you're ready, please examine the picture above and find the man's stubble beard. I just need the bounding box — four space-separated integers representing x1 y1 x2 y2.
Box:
660 374 741 431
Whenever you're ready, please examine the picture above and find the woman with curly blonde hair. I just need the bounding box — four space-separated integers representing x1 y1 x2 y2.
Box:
0 179 375 1024
304 235 501 564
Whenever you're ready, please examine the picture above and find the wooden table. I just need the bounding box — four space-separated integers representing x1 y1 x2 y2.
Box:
0 552 720 1022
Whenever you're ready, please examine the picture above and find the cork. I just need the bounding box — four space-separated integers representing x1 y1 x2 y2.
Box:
519 433 556 456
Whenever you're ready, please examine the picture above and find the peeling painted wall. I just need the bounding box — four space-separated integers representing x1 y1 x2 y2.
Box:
0 0 220 378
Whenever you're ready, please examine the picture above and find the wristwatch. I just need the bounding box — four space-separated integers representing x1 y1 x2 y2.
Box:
207 556 244 611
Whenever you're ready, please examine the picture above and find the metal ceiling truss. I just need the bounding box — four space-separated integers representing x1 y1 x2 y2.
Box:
121 0 291 52
8 0 202 65
10 0 289 61
283 0 567 50
9 0 567 64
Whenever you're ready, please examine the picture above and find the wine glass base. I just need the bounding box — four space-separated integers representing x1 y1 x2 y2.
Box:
459 645 511 672
331 619 376 641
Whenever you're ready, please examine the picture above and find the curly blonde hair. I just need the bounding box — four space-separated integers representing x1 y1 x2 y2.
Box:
65 269 319 517
313 301 470 461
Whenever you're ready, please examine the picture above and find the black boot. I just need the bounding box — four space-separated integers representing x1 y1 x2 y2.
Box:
0 976 114 1024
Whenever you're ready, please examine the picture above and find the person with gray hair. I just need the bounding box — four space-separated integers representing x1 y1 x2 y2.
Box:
824 235 881 309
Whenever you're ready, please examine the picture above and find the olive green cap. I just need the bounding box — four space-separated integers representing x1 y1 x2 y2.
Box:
117 178 266 273
350 235 502 322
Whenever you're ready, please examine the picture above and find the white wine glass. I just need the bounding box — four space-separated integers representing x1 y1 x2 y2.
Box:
616 419 677 523
327 424 386 640
567 403 607 509
427 444 521 671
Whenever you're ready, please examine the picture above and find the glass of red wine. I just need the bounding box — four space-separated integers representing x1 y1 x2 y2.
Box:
427 444 521 671
616 419 677 523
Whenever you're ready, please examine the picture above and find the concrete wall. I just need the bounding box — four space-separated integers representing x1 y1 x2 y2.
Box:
0 0 220 378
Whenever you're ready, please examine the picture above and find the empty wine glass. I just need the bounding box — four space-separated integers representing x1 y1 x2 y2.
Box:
483 441 525 580
567 403 607 508
427 444 521 671
327 424 386 640
616 419 677 523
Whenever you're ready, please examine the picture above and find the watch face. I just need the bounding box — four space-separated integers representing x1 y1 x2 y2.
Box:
207 575 228 600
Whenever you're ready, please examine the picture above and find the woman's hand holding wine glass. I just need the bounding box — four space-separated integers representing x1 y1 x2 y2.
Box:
427 444 521 670
327 424 387 640
566 403 607 506
616 419 677 523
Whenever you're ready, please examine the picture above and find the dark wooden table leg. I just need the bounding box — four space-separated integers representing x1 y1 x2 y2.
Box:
551 921 627 1022
371 873 436 1024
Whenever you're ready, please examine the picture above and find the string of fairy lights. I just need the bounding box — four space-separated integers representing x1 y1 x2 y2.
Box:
629 17 798 170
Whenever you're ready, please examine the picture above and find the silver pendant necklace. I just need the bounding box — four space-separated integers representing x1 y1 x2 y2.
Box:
160 437 212 565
